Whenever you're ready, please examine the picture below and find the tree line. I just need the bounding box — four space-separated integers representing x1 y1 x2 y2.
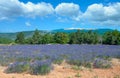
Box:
14 29 120 45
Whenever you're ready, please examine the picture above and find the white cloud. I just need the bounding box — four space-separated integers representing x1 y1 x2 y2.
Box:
0 0 23 20
55 3 82 21
25 22 31 26
0 0 120 27
21 2 54 18
0 0 54 19
82 3 120 26
55 2 120 26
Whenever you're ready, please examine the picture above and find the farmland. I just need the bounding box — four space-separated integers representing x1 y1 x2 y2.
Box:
0 0 120 77
0 44 120 78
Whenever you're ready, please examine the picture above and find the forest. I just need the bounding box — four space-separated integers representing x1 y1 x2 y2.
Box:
0 29 120 45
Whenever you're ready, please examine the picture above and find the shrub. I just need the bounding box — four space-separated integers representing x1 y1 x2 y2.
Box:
93 58 112 69
67 59 92 68
30 60 53 75
96 55 112 61
6 62 30 73
84 62 93 68
53 58 64 65
67 60 82 66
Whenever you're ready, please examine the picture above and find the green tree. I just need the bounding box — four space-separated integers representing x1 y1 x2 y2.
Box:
25 37 32 44
92 32 99 44
103 30 120 45
69 30 84 44
75 30 83 44
69 33 78 44
31 29 42 44
103 31 112 45
54 32 69 44
41 33 53 44
15 32 25 44
81 31 99 44
112 30 120 45
69 30 99 44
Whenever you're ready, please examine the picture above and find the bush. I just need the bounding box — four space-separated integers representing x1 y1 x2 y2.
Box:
96 55 112 61
67 59 82 66
53 58 64 65
68 59 92 68
6 62 30 73
93 58 112 69
6 60 53 75
84 62 92 68
30 60 53 75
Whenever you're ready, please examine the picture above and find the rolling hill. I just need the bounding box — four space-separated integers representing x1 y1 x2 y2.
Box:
0 29 114 40
52 28 113 34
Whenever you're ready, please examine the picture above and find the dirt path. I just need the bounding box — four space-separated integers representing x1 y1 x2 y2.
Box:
0 59 120 78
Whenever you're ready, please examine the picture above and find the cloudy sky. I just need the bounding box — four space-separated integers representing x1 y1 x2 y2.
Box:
0 0 120 32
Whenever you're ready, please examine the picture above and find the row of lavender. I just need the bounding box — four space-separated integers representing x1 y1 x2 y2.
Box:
0 44 120 74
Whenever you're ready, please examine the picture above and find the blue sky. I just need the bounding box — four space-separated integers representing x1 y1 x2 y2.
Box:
0 0 120 32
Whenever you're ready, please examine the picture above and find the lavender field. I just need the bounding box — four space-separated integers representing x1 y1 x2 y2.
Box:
0 44 120 75
0 44 120 60
0 44 120 65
